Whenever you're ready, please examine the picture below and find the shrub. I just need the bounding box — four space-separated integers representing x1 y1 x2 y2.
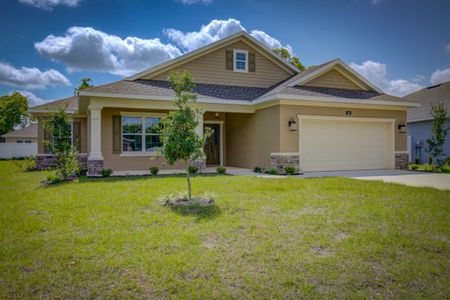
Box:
428 155 433 165
264 168 278 175
12 156 36 171
253 166 263 173
188 165 198 174
441 165 450 173
444 156 450 166
414 156 420 164
149 166 159 176
216 166 226 174
47 174 62 184
101 168 113 177
284 165 296 175
409 164 419 170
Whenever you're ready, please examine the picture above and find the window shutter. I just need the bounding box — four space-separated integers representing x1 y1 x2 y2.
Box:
249 52 256 72
73 121 82 152
112 115 122 154
225 49 233 70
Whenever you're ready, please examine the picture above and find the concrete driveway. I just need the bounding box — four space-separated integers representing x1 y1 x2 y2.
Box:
294 169 450 190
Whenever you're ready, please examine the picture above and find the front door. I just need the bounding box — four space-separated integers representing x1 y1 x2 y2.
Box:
204 124 220 165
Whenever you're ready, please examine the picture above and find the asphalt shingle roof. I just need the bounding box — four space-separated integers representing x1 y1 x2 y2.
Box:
1 123 38 138
85 79 270 101
29 96 78 112
278 86 400 101
403 81 450 122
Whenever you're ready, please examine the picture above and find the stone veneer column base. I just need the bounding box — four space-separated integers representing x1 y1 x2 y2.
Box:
192 157 206 173
270 153 300 174
395 153 409 170
87 160 104 176
36 154 88 171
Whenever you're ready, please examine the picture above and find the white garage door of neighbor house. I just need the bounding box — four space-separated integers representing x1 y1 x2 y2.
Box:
299 116 395 172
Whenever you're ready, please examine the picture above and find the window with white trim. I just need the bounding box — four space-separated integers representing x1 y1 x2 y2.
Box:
122 116 162 153
234 49 248 72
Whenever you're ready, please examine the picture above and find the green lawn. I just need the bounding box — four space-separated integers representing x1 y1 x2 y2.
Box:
1 161 449 298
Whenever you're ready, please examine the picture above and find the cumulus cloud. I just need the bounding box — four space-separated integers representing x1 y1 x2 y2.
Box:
0 62 70 89
175 0 212 5
350 60 423 96
165 18 293 53
18 0 81 10
430 68 450 85
35 27 182 76
15 90 47 106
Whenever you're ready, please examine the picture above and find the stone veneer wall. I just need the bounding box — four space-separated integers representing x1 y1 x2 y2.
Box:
87 160 103 176
270 153 300 174
395 153 409 170
36 154 88 172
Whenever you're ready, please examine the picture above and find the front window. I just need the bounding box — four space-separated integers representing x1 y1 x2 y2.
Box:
234 50 248 72
122 116 162 153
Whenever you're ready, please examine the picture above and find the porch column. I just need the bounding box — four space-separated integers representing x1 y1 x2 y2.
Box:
194 111 206 172
87 107 103 175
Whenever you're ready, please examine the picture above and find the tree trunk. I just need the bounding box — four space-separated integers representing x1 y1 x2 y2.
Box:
185 160 192 201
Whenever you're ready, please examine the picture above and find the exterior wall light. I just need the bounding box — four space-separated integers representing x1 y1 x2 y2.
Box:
288 117 298 131
397 122 407 133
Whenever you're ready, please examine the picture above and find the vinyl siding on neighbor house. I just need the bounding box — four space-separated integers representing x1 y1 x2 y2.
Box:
408 120 450 163
148 41 292 88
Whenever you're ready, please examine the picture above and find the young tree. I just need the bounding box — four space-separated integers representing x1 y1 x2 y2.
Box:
272 47 305 71
0 92 29 137
74 78 93 95
425 103 449 171
42 107 79 180
159 71 211 200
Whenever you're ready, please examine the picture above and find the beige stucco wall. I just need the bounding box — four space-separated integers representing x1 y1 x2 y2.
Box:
5 137 37 143
279 105 407 152
37 117 87 154
149 41 292 88
226 105 280 169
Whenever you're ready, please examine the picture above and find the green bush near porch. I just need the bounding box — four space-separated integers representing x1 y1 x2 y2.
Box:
0 161 449 298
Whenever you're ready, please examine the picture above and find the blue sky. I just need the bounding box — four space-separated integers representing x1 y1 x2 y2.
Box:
1 0 449 105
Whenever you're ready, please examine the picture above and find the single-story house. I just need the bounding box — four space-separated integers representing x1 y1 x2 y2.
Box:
404 81 450 163
29 31 419 175
1 123 38 144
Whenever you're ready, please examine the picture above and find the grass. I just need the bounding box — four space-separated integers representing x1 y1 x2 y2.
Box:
1 161 449 298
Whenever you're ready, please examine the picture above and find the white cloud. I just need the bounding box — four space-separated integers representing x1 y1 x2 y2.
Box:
175 0 212 5
18 0 81 10
350 60 423 96
371 0 386 4
445 43 450 55
430 68 450 85
35 26 182 76
0 62 70 89
15 90 47 106
165 18 293 54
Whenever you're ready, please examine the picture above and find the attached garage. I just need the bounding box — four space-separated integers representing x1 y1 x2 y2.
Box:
298 115 395 172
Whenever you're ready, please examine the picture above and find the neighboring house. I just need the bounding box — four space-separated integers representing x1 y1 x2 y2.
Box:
0 124 38 158
1 123 38 144
404 81 450 163
29 31 418 175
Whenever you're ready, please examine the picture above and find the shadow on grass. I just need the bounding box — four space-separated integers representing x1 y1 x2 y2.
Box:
78 173 231 183
169 204 222 220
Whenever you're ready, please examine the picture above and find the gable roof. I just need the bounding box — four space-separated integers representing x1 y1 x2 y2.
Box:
28 96 78 113
127 31 300 81
1 123 38 138
404 81 450 122
285 58 383 93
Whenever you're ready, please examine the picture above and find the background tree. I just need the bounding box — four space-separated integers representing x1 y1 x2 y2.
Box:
425 103 449 170
74 78 93 95
0 92 29 138
42 107 79 180
272 48 305 71
159 71 211 200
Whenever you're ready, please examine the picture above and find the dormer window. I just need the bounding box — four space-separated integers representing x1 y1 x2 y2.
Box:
233 49 248 73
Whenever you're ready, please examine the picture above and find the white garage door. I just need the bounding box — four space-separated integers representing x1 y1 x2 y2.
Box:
299 116 394 172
